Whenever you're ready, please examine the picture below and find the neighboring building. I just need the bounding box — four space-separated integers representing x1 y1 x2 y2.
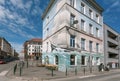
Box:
0 37 12 59
24 38 42 61
104 24 120 69
42 0 104 71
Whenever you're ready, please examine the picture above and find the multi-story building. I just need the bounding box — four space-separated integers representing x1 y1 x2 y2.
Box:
0 37 12 59
104 24 120 69
24 38 42 61
42 0 104 71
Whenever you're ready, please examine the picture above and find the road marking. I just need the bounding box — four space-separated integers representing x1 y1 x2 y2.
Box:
0 71 8 76
79 75 96 78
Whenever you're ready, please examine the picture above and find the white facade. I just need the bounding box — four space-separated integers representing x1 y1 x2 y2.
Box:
42 0 104 66
27 44 42 56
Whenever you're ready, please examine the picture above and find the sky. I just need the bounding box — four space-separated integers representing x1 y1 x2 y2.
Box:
0 0 120 53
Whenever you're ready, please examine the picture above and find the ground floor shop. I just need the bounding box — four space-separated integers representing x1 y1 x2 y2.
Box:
42 48 104 72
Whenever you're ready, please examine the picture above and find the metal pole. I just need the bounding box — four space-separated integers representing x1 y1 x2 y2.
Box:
66 67 67 76
83 67 85 75
75 66 77 75
13 64 17 75
51 68 54 76
27 59 28 68
20 67 22 76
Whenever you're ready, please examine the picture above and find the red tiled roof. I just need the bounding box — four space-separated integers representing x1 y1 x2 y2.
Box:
30 38 42 42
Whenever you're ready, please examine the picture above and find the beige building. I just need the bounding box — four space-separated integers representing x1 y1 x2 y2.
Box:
104 24 120 68
42 0 104 68
0 37 12 59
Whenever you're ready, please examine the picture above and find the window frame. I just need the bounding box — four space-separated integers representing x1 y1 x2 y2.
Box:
81 19 85 31
70 35 75 47
96 43 99 53
89 41 93 52
70 14 75 27
81 38 86 50
96 28 99 37
81 3 85 14
89 9 93 19
70 55 76 65
81 55 86 65
70 0 74 7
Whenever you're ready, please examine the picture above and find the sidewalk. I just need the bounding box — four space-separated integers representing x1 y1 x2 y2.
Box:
6 61 120 81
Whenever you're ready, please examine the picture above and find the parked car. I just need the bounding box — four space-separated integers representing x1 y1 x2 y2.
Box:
0 59 6 64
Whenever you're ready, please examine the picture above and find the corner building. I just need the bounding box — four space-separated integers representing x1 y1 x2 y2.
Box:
42 0 104 71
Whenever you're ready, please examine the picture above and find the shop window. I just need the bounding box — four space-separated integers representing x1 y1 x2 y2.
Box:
70 55 75 65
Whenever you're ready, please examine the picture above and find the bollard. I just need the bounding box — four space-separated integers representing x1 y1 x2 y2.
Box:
51 68 54 77
75 67 77 75
90 67 92 73
27 60 28 68
13 64 17 75
65 68 67 76
83 68 85 76
20 67 22 76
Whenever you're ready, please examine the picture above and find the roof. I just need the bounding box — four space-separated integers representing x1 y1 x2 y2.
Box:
30 38 42 42
42 0 55 19
24 38 42 46
42 0 104 19
86 0 104 13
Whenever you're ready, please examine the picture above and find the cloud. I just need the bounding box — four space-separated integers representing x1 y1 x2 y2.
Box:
10 0 24 9
105 0 120 13
10 42 23 53
0 0 38 38
0 0 5 5
0 0 50 52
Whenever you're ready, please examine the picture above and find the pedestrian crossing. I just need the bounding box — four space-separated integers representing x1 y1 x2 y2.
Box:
0 71 8 76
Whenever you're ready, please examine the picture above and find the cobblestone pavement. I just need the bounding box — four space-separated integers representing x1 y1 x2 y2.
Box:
4 60 120 81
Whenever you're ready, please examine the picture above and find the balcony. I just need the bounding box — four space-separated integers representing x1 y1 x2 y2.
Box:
108 47 119 54
108 37 118 45
107 58 118 63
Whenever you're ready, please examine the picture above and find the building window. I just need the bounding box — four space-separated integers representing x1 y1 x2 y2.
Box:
96 43 99 52
96 28 99 37
81 19 85 31
70 0 74 7
70 14 75 27
96 14 99 23
55 55 58 65
89 24 93 34
81 55 85 65
70 55 75 65
81 3 85 14
96 57 100 65
46 16 49 24
81 38 85 50
70 35 75 47
89 9 92 19
89 41 93 52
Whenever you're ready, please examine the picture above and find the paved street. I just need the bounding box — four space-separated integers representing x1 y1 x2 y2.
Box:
1 61 120 81
0 61 16 73
48 72 120 81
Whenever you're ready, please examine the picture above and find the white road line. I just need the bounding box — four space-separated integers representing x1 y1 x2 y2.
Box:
79 75 96 78
0 71 8 76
